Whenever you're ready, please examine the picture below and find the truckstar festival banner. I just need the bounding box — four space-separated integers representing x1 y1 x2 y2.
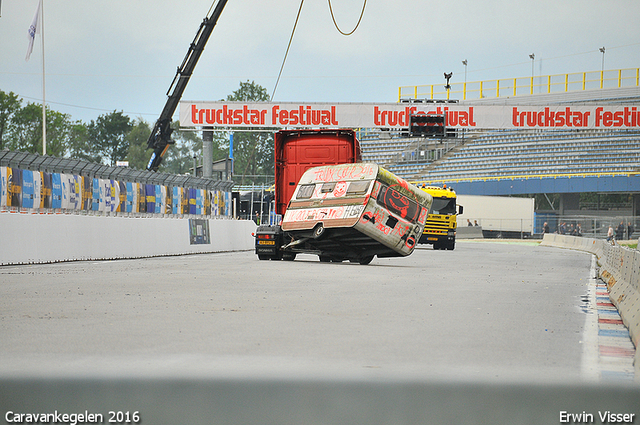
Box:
179 101 640 130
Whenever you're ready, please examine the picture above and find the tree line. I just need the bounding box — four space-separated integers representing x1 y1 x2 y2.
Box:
0 81 274 184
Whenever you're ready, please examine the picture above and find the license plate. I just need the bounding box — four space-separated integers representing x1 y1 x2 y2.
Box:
427 237 438 241
258 240 275 245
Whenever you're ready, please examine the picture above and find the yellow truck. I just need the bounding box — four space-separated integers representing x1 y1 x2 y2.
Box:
417 185 462 250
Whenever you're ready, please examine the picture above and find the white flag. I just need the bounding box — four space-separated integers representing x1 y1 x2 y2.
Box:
26 0 42 61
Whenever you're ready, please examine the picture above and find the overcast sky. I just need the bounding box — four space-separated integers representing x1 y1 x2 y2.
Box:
1 0 639 124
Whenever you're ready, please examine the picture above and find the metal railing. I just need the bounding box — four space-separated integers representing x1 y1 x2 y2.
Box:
413 170 640 187
399 68 640 101
535 214 640 240
0 150 234 192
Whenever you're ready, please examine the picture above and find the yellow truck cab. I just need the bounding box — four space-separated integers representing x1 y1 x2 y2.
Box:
417 185 462 250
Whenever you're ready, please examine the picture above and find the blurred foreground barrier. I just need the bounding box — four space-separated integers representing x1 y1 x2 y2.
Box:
541 233 640 378
0 375 639 425
0 213 256 265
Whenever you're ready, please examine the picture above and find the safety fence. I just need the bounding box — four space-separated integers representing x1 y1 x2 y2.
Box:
399 67 640 101
535 214 639 239
0 150 234 218
541 233 640 378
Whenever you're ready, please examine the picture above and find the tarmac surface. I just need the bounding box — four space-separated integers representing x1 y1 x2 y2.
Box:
0 240 603 383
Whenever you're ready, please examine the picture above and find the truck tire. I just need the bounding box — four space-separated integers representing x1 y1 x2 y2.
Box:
258 254 271 260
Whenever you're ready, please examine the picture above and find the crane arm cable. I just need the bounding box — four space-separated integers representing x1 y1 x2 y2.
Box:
328 0 367 36
271 0 305 101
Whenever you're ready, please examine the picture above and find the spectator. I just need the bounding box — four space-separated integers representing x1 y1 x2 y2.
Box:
543 222 550 234
467 219 472 226
607 226 615 242
628 222 634 239
616 221 625 240
474 220 479 226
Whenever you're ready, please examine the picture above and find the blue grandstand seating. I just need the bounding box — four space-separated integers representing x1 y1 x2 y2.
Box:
361 129 640 181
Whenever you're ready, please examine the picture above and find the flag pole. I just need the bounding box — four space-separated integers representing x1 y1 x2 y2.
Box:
40 0 46 156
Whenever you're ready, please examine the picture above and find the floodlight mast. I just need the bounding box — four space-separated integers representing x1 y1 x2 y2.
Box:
146 0 229 171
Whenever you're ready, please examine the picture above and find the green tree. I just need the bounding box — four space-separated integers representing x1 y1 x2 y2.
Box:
6 102 47 154
226 80 274 185
1 93 72 157
43 110 72 157
67 121 95 162
88 111 132 166
125 119 152 170
0 90 20 150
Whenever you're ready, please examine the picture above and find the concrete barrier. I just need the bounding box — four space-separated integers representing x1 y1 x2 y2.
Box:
0 375 639 425
541 233 640 378
0 212 256 265
456 226 484 239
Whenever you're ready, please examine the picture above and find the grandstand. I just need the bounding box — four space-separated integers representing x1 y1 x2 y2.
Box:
360 68 640 183
376 128 640 181
359 69 640 232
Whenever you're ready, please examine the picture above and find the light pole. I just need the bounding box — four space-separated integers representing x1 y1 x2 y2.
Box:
529 53 535 94
444 72 453 99
462 60 467 100
599 46 606 88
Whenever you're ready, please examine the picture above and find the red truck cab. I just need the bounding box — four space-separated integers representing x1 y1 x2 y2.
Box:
274 129 361 216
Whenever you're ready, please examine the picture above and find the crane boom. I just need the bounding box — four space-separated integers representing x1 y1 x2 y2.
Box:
146 0 228 171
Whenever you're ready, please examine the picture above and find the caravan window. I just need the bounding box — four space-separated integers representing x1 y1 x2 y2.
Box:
296 184 315 199
320 182 336 193
346 180 371 196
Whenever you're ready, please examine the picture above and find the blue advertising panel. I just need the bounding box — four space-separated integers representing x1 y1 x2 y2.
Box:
155 185 162 214
91 178 100 211
51 173 62 209
172 187 181 214
41 172 52 209
196 189 204 215
9 168 21 208
145 184 155 213
188 188 197 215
118 181 126 212
21 169 34 209
126 182 134 213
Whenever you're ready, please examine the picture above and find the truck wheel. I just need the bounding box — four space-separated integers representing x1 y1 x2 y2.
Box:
447 241 455 250
319 255 331 262
258 254 270 260
358 255 374 265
